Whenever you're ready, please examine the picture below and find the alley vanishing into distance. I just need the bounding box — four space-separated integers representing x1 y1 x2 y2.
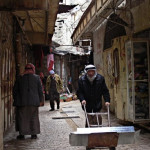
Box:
1 0 150 150
3 100 150 150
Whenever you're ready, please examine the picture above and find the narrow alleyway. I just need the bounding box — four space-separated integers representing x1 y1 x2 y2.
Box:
4 100 150 150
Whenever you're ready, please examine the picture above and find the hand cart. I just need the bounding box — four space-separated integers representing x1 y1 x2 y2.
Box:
84 104 111 128
84 104 116 150
69 105 135 149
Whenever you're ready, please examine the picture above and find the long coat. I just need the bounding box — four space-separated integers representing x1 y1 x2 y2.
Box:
77 74 110 112
46 74 63 93
13 74 43 107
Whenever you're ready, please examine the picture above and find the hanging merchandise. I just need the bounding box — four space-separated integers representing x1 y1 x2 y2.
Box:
47 47 54 72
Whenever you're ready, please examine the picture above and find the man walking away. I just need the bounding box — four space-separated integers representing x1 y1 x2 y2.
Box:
13 63 43 140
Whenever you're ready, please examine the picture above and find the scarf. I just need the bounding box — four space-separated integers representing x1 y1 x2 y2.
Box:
24 63 35 74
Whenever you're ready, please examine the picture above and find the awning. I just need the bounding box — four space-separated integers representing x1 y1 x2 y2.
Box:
54 46 90 56
0 0 49 10
0 0 60 45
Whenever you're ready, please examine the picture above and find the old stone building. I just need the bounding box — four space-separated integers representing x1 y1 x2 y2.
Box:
71 0 150 124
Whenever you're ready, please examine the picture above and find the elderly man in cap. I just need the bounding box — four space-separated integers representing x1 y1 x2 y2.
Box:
77 64 110 126
46 70 63 111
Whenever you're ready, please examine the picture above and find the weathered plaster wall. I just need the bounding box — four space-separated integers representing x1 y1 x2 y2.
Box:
93 21 107 74
93 0 150 119
131 0 150 34
103 36 128 119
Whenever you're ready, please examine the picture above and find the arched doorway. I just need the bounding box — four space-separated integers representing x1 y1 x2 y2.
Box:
104 13 127 50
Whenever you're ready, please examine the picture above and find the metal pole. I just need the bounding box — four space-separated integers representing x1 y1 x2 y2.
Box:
107 105 111 127
96 113 100 127
83 104 90 128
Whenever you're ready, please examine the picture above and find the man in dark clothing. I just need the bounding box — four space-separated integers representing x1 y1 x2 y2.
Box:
13 63 43 140
77 64 110 112
77 64 110 120
77 65 113 150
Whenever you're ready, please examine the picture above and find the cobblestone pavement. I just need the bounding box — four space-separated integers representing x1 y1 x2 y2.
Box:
4 100 150 150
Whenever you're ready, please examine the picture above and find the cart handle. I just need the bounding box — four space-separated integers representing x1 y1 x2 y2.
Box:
83 104 90 127
107 105 111 127
83 104 111 127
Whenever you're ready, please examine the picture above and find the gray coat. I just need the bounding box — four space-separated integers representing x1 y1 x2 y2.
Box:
13 74 43 107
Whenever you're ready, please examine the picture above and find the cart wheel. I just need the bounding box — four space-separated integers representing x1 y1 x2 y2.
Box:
109 147 116 150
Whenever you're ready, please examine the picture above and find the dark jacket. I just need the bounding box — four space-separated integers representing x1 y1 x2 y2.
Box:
13 74 43 107
77 74 110 112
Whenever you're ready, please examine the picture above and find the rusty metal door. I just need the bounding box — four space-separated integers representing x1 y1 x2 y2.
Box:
1 46 15 132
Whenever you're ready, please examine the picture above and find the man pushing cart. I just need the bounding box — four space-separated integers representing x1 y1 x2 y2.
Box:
69 65 135 149
77 64 111 127
77 64 114 149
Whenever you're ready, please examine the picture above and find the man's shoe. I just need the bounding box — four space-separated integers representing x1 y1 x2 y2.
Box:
57 105 60 109
17 135 25 140
49 109 54 111
31 135 37 139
